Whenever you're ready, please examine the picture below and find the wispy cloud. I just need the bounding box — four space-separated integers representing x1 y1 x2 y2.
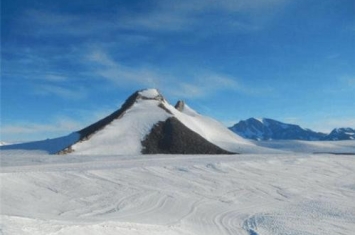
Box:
168 73 244 98
85 49 268 99
0 106 132 142
1 119 80 134
34 84 87 100
15 0 290 39
87 50 161 87
308 118 355 133
20 9 111 37
1 118 83 141
118 0 290 32
44 74 68 82
324 118 355 129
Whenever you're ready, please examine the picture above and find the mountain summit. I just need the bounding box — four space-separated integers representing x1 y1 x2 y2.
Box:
2 89 254 154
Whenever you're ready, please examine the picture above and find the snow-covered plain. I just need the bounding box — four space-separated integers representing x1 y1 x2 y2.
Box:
1 148 355 235
254 140 355 154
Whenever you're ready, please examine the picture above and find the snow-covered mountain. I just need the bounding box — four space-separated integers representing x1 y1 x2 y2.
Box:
1 89 256 154
323 128 355 140
229 118 327 141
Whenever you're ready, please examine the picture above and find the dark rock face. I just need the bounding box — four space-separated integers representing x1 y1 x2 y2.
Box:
175 100 185 111
142 117 235 154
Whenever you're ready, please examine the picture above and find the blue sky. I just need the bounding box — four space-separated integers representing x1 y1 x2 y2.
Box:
1 0 355 142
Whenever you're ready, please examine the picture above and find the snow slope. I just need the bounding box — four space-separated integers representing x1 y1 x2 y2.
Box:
1 150 355 235
254 140 355 154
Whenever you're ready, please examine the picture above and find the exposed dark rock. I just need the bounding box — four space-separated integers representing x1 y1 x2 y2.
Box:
142 117 235 154
57 146 74 155
175 100 185 111
158 103 173 114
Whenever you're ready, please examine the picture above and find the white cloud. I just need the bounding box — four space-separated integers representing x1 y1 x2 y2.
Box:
177 83 206 97
85 49 266 99
87 50 161 87
18 0 291 39
44 74 68 82
34 84 87 100
0 118 84 142
168 73 243 98
119 10 191 32
1 120 80 134
323 118 355 129
0 107 126 142
21 9 110 36
117 0 291 32
303 118 355 133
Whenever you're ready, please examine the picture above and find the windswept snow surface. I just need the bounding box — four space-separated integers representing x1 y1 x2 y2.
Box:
1 150 355 235
254 140 355 154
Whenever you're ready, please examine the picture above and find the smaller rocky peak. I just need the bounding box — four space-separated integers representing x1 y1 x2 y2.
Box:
137 89 164 101
175 100 185 111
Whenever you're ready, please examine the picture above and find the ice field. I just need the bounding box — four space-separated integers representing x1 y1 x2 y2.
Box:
1 146 355 235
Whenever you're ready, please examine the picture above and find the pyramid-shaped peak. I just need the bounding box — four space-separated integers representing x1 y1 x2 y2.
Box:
137 88 164 101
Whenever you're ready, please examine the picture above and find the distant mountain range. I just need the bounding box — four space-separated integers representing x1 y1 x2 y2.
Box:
229 118 355 141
